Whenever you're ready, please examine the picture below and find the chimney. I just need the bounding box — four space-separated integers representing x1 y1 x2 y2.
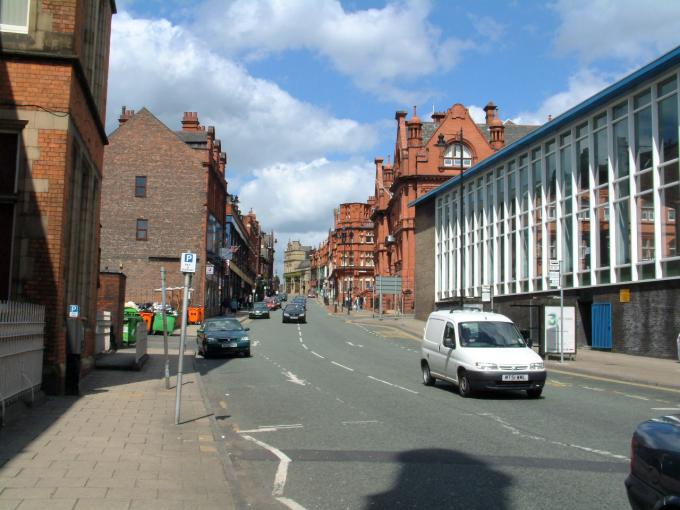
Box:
407 106 423 148
181 112 201 131
432 111 446 126
118 106 134 126
484 101 497 125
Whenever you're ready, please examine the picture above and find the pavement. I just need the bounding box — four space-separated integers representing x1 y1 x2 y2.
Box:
0 332 237 510
329 305 680 391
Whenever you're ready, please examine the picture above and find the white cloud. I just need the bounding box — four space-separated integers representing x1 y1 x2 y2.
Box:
107 12 378 174
511 68 612 125
467 105 486 124
553 0 680 64
194 0 473 102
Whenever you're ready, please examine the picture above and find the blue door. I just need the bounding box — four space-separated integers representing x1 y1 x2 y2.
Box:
591 303 612 349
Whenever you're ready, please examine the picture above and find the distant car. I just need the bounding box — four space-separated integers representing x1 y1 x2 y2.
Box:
291 296 306 309
625 413 680 510
282 304 306 324
196 317 251 358
279 293 287 301
307 290 316 298
249 302 270 319
264 297 279 310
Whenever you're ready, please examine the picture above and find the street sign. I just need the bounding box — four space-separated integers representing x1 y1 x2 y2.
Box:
548 259 561 288
481 285 491 303
68 304 80 318
375 276 402 295
206 263 214 275
180 252 197 273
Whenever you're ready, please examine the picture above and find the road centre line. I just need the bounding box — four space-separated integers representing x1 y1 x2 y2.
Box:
368 375 394 386
311 351 325 359
342 420 379 425
614 391 649 401
394 384 419 395
331 361 354 372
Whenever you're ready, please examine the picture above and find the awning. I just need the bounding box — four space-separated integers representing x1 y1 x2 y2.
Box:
228 262 254 286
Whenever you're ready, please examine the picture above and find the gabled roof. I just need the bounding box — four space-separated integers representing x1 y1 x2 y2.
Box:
411 44 680 208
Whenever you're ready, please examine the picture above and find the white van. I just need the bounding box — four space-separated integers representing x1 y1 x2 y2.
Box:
420 310 546 398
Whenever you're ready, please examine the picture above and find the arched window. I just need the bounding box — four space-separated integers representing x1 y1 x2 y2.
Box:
443 144 472 168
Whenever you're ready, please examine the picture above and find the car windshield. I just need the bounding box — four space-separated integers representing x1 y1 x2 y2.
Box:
458 321 526 348
254 303 267 310
204 319 243 332
285 305 302 312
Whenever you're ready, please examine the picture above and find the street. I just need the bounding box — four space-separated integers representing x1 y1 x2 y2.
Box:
193 300 679 510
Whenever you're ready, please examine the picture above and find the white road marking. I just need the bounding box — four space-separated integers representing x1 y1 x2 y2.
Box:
298 338 303 343
331 361 354 372
581 386 605 392
342 420 379 425
277 497 309 510
241 435 292 498
394 384 419 395
614 391 649 401
239 424 304 433
651 407 680 411
311 351 325 359
368 376 394 387
346 341 355 346
302 344 309 350
283 371 307 386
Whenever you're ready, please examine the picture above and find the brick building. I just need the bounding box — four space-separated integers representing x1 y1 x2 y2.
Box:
310 237 330 296
0 1 116 393
101 108 227 318
326 202 375 307
225 195 257 306
372 104 537 312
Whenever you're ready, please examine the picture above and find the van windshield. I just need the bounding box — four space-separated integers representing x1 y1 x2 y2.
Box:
458 321 526 348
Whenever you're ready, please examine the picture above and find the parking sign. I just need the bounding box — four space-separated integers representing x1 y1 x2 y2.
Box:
180 252 197 273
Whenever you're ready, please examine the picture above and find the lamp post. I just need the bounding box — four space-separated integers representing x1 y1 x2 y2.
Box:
251 288 255 310
458 128 466 309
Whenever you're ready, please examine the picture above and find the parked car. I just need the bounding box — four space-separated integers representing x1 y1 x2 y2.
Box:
249 302 270 319
625 413 680 510
196 317 251 358
420 310 546 398
282 304 306 324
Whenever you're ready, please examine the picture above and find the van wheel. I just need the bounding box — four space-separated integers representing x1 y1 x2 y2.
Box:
458 372 473 398
527 388 542 399
421 363 435 386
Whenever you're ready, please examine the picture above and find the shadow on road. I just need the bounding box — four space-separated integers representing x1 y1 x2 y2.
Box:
363 447 511 509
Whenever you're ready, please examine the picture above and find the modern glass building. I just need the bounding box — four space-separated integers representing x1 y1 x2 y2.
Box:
413 46 680 358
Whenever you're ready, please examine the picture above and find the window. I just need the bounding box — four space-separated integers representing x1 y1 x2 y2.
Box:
135 176 147 197
136 219 148 241
0 0 30 34
443 144 472 168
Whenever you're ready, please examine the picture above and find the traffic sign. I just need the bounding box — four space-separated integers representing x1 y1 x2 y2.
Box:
68 304 80 318
180 252 197 273
548 259 561 288
481 285 491 302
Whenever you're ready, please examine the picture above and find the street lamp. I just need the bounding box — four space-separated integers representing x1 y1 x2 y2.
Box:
251 288 255 309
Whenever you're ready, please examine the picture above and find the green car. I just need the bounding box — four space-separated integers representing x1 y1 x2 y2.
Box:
197 317 251 358
249 302 270 319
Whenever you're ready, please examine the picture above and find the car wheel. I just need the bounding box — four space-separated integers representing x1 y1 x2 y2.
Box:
421 362 435 386
527 388 543 399
458 371 472 398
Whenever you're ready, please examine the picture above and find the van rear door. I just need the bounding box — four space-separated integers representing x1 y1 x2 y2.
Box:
423 318 446 376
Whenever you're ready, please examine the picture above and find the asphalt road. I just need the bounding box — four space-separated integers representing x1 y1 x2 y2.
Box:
193 300 680 510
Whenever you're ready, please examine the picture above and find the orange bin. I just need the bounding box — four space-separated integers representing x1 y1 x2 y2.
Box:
139 311 154 333
188 306 204 324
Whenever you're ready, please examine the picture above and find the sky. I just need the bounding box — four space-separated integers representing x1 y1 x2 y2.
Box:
106 0 680 276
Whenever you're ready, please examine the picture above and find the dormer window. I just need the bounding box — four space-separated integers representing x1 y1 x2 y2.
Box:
443 144 472 168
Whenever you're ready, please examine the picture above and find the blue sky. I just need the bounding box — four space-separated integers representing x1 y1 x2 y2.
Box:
107 0 680 274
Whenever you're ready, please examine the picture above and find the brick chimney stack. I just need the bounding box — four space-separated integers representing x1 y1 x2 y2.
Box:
484 101 505 150
484 101 497 125
407 106 423 148
432 111 446 126
181 112 201 132
118 106 134 126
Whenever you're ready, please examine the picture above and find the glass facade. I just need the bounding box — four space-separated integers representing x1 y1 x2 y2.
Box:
435 68 680 298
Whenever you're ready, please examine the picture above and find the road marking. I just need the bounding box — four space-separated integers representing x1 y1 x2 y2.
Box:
368 375 394 387
277 497 308 510
331 361 354 372
346 341 355 346
614 391 649 401
241 435 292 497
548 368 680 394
298 338 303 343
283 371 306 386
394 384 419 395
581 385 605 392
219 400 228 410
342 420 379 425
302 344 309 350
651 407 680 411
311 351 325 359
239 424 304 433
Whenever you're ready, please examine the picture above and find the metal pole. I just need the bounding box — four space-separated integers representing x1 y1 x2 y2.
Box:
160 267 170 390
379 277 383 320
560 261 565 364
459 127 465 309
175 272 191 425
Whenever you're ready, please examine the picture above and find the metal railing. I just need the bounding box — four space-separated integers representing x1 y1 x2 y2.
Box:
0 301 45 420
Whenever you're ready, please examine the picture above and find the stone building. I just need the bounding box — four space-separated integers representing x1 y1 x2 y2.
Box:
101 109 227 318
0 0 116 393
414 45 680 359
283 240 312 294
372 104 537 313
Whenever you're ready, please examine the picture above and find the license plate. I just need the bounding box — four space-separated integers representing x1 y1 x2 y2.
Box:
502 374 528 382
223 342 237 348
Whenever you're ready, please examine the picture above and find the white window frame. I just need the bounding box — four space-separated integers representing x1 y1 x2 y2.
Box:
0 0 30 34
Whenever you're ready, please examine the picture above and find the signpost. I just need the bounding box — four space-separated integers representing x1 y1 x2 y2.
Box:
175 252 196 425
548 259 564 363
375 276 402 319
160 267 170 390
68 305 80 318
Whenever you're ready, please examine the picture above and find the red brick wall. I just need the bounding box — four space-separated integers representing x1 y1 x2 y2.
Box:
97 272 126 349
